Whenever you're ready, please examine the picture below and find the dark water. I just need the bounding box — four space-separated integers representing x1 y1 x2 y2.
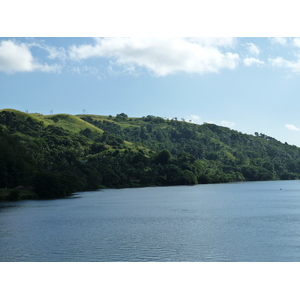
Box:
1 180 300 262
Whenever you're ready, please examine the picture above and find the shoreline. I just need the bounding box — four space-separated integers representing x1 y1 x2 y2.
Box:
1 178 298 202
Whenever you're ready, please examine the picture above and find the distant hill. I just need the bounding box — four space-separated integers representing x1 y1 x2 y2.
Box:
1 109 300 200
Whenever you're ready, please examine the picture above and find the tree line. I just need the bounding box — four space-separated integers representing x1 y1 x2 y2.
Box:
1 109 300 200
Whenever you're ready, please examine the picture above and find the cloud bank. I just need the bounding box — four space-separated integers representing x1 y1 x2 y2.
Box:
69 37 240 76
4 37 300 76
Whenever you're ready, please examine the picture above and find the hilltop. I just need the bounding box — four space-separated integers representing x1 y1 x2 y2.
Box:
1 109 300 200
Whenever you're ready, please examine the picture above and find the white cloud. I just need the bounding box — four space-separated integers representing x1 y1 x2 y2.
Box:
72 65 99 76
246 43 260 56
107 63 137 76
270 37 288 46
268 38 300 73
285 124 300 131
292 38 300 48
220 120 235 128
243 57 265 67
269 57 300 73
41 45 67 62
0 40 61 73
270 37 300 49
37 63 61 73
69 37 240 76
186 37 237 48
26 40 67 62
269 57 286 67
0 40 34 73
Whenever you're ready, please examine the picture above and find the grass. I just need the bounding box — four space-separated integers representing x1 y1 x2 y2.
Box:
0 108 52 127
39 114 104 134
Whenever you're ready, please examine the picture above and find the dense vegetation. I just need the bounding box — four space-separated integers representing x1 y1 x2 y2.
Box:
1 109 300 200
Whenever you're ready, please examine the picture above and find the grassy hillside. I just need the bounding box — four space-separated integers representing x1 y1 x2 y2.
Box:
1 109 300 200
36 113 104 135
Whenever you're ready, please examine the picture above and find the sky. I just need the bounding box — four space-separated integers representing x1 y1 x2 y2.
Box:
2 36 300 146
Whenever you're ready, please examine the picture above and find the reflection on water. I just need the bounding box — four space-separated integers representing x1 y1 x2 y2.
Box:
1 180 300 262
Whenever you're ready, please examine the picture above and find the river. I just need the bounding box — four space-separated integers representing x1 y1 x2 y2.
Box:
1 180 300 262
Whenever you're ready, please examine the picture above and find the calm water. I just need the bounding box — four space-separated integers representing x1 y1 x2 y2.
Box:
1 180 300 262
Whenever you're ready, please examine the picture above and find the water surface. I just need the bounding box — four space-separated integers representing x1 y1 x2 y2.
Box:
1 180 300 261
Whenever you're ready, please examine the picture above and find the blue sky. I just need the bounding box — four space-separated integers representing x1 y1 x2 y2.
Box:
1 37 300 146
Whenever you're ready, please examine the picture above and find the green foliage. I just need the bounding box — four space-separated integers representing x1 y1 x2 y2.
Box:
179 170 198 185
34 172 78 198
116 113 128 120
1 109 300 200
155 149 172 164
7 189 20 201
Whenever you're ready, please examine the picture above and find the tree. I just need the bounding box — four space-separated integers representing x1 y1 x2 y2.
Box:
180 170 197 185
116 113 128 120
155 149 172 164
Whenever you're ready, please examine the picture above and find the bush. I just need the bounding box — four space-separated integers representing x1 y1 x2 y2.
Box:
34 171 84 198
180 170 197 185
8 189 20 201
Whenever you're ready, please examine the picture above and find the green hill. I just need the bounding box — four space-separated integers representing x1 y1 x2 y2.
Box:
36 113 104 135
1 109 300 200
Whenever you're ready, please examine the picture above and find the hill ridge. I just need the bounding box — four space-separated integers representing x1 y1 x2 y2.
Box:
1 108 299 200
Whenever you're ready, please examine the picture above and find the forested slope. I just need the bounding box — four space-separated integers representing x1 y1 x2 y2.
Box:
1 109 300 200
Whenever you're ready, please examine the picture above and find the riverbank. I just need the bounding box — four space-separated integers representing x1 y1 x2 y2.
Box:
0 188 38 201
